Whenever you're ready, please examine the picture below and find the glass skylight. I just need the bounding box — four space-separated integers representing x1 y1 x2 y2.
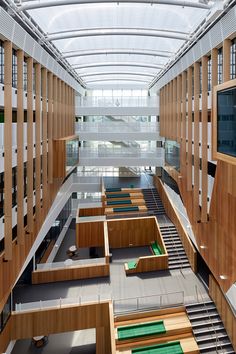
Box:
13 0 218 88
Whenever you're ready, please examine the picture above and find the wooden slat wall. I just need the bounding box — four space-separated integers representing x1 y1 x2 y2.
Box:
4 41 13 260
0 39 77 316
209 275 236 351
16 50 24 245
158 36 236 293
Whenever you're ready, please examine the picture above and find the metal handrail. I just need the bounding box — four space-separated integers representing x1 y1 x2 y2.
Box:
113 290 185 314
195 286 222 354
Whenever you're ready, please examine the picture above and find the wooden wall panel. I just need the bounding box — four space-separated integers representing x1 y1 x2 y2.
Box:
107 217 158 249
32 263 109 284
58 79 62 138
187 67 193 191
201 56 208 222
4 41 13 260
76 220 104 248
35 63 42 226
11 302 111 339
193 62 200 222
16 50 25 245
26 57 34 233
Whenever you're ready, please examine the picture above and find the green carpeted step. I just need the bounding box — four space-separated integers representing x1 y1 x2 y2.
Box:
106 187 122 192
107 200 132 206
151 242 163 255
118 320 166 341
113 206 139 212
106 193 130 199
132 341 183 354
127 261 137 270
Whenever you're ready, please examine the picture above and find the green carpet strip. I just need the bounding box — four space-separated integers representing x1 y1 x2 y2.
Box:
127 261 137 270
106 187 121 192
132 341 183 354
118 320 166 340
106 193 130 199
113 206 139 212
107 200 132 206
151 242 163 255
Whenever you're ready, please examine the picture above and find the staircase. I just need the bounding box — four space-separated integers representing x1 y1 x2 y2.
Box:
142 188 191 270
159 224 191 270
142 188 165 216
186 301 235 353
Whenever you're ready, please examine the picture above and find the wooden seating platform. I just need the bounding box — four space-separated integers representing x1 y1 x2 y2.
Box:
114 308 199 354
116 338 199 354
105 199 145 208
105 192 144 201
105 205 148 215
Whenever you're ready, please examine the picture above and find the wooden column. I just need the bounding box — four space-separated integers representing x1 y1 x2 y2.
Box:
65 84 68 137
35 63 41 226
4 41 13 260
187 66 193 191
58 77 60 138
26 57 34 233
173 78 177 141
16 50 25 245
201 56 208 222
193 62 200 221
223 39 231 83
53 76 58 139
42 68 48 213
61 81 64 137
72 89 75 135
177 75 181 143
211 48 218 162
181 71 187 178
48 72 53 183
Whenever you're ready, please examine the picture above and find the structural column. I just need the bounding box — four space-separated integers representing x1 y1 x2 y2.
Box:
42 68 48 213
201 56 208 222
26 57 34 233
193 62 200 221
35 63 42 227
187 66 193 191
4 41 13 260
181 71 187 178
17 49 25 245
53 76 58 139
48 72 53 183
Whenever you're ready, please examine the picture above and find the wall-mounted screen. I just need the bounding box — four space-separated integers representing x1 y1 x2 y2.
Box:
217 87 236 158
